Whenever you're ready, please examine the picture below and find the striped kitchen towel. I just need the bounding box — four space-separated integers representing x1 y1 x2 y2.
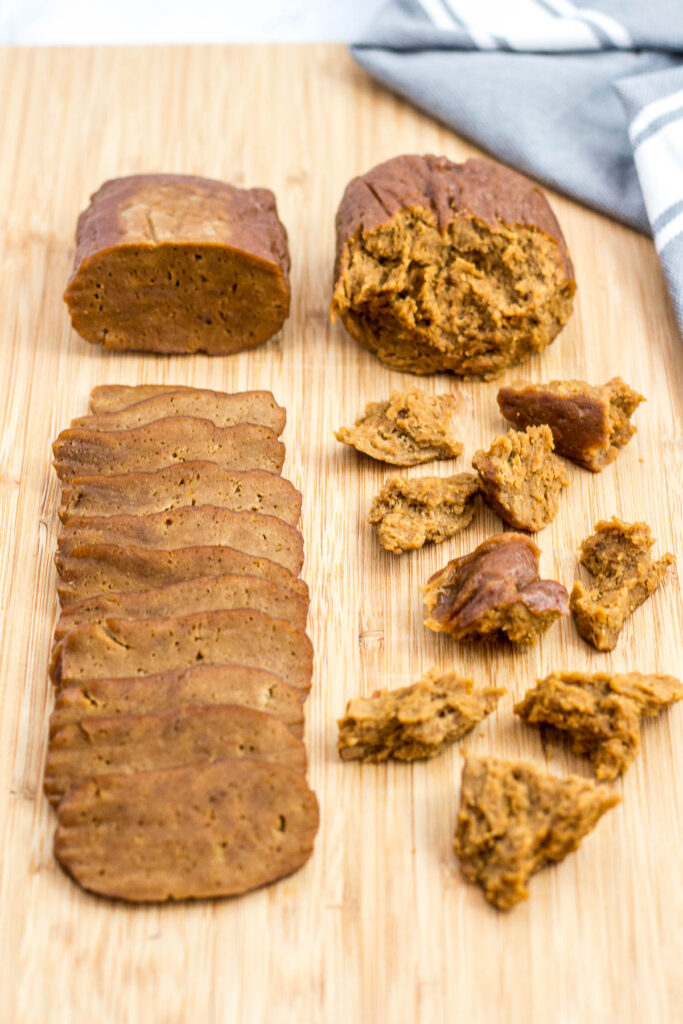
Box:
351 1 683 336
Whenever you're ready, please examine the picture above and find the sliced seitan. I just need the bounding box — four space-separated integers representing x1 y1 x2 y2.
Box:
72 388 286 435
57 506 304 575
58 462 301 523
52 416 284 481
54 758 319 901
44 703 307 805
51 608 314 693
54 573 308 642
57 543 309 608
90 383 210 413
50 664 304 738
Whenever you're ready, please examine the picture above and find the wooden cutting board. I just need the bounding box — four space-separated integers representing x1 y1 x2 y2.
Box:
0 44 681 1024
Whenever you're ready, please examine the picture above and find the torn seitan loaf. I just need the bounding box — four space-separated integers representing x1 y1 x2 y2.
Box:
368 473 479 553
51 609 313 693
453 755 619 909
338 667 504 762
64 174 291 355
71 388 286 435
57 506 303 575
45 704 307 805
52 417 284 481
515 671 683 780
54 759 319 902
570 518 675 650
50 665 304 739
497 377 644 471
335 388 462 466
57 544 308 608
59 462 301 523
331 155 575 378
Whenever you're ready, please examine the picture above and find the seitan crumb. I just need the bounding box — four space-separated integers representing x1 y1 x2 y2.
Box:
335 388 463 466
453 755 620 909
514 671 683 779
337 668 504 762
472 425 569 531
570 518 675 651
368 473 479 553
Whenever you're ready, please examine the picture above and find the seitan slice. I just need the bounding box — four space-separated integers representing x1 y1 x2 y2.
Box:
335 388 463 466
72 388 286 434
59 462 301 523
44 704 307 805
52 416 284 481
57 506 304 575
367 473 479 553
90 383 210 413
50 665 304 738
570 518 675 650
515 671 683 779
54 758 319 902
54 573 307 642
338 667 504 762
453 755 620 909
51 608 313 693
57 544 308 608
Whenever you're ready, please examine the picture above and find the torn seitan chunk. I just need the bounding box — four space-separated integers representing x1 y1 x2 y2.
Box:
497 377 644 471
515 671 683 780
331 155 575 378
51 609 313 693
335 389 462 466
337 667 504 762
368 473 479 553
423 533 568 644
54 758 319 902
472 425 569 532
52 417 284 481
50 664 305 738
44 704 306 805
54 573 308 643
453 755 620 909
71 388 286 434
57 544 308 608
59 463 301 523
57 506 303 576
570 518 675 651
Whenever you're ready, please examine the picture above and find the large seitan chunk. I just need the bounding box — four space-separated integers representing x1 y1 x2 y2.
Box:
335 388 462 466
44 704 307 805
497 377 644 472
368 473 479 553
71 388 286 435
57 544 308 608
570 518 675 651
64 174 291 355
515 671 683 779
50 665 304 738
423 533 568 644
51 609 313 693
54 758 319 901
338 667 504 762
57 506 304 576
59 462 301 523
54 573 308 645
453 755 620 909
52 417 284 481
331 155 575 378
472 425 569 532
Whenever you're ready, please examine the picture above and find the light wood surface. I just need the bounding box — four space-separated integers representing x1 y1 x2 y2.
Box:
0 44 681 1024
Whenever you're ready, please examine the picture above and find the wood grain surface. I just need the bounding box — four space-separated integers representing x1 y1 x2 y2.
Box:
0 44 681 1024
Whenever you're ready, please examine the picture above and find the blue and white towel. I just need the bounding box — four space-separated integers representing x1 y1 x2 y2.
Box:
352 1 683 335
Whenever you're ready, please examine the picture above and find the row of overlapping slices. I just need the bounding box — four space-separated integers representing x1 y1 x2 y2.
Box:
46 384 319 903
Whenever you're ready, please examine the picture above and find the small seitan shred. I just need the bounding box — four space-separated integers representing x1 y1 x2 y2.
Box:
368 473 479 553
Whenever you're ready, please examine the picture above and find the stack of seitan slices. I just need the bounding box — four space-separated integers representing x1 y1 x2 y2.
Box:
46 384 318 903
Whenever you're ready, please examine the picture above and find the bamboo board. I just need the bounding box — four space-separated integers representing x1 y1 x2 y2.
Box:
0 44 681 1024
